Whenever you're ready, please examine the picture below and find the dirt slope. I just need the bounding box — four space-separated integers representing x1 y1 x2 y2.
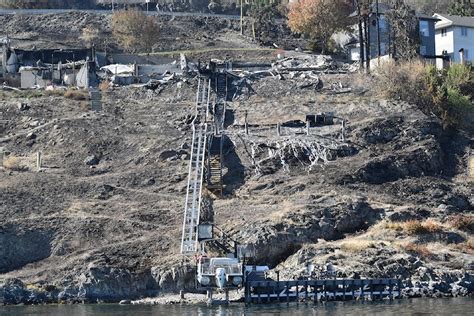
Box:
0 67 472 303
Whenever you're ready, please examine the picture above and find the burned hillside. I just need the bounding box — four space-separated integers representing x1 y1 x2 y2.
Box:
0 51 473 303
0 7 473 305
0 11 293 52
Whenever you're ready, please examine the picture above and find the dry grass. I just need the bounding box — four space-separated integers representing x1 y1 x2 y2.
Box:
448 215 474 233
405 219 441 235
44 89 66 97
99 81 110 91
3 155 28 171
79 101 91 111
340 240 375 252
469 156 474 181
64 89 89 101
453 238 474 255
374 59 432 107
26 284 42 292
374 60 474 129
384 219 442 235
403 242 434 259
383 221 404 232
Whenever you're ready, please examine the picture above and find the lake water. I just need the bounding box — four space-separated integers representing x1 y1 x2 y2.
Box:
0 298 473 315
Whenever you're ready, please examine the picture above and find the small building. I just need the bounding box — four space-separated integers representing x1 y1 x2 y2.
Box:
1 46 98 88
433 13 474 68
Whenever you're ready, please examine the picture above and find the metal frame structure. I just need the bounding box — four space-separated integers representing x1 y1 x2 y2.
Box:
181 77 211 254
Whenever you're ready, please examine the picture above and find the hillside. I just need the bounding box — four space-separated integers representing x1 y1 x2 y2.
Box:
0 0 95 9
0 0 456 14
1 64 473 303
0 11 473 304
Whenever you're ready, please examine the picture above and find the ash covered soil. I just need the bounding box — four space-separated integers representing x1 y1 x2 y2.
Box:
1 68 473 303
0 11 473 304
0 11 292 52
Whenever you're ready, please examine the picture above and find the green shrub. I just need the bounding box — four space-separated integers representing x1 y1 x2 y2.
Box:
375 60 473 129
445 64 472 89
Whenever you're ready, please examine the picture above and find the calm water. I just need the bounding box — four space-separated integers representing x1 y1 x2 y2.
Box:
0 298 473 316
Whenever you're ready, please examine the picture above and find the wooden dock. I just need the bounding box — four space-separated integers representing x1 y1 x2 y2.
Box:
244 278 401 304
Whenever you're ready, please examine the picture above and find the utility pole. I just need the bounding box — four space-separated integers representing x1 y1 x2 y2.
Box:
240 0 244 35
111 0 114 13
376 0 381 60
1 35 9 78
364 3 371 73
72 52 76 87
357 1 365 72
36 151 42 172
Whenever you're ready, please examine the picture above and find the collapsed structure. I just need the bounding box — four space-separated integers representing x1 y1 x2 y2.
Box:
1 40 98 89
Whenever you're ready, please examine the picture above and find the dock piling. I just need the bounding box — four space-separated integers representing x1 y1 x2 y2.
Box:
244 278 400 304
286 281 290 304
305 281 308 303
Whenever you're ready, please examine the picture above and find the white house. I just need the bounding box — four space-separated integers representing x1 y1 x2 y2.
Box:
433 14 474 68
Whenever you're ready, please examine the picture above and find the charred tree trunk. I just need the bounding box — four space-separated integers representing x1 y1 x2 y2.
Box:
357 1 365 72
364 15 371 72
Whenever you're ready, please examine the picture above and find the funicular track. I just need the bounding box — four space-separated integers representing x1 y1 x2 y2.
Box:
180 68 230 256
180 77 211 255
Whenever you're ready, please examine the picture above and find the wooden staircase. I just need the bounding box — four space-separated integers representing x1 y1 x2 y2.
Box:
205 71 227 196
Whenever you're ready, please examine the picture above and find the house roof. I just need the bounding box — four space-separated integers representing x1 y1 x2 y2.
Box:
433 14 474 29
417 14 440 21
349 3 437 22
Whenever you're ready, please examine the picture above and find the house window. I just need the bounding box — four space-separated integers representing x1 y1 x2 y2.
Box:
441 28 447 37
420 45 427 56
420 21 429 37
461 27 468 36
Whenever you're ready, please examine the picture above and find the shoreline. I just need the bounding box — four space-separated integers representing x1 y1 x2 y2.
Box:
1 281 473 306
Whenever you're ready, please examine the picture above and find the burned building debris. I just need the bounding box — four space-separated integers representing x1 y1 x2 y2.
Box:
1 42 98 89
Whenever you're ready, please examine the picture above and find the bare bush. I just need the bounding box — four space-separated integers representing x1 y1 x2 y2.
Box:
340 240 375 252
111 9 159 53
80 26 100 48
454 238 474 255
403 242 434 259
99 81 110 91
374 59 432 107
3 155 28 171
79 101 90 111
64 89 89 101
44 89 65 97
385 219 441 235
448 215 474 233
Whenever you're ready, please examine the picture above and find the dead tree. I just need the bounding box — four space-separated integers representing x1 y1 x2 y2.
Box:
242 136 347 175
355 0 372 72
386 0 420 60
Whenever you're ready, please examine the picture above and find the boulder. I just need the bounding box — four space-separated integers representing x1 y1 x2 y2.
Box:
17 102 30 111
159 150 177 161
84 155 100 166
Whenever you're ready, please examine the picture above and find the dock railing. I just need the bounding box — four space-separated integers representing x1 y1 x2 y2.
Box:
244 278 402 304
